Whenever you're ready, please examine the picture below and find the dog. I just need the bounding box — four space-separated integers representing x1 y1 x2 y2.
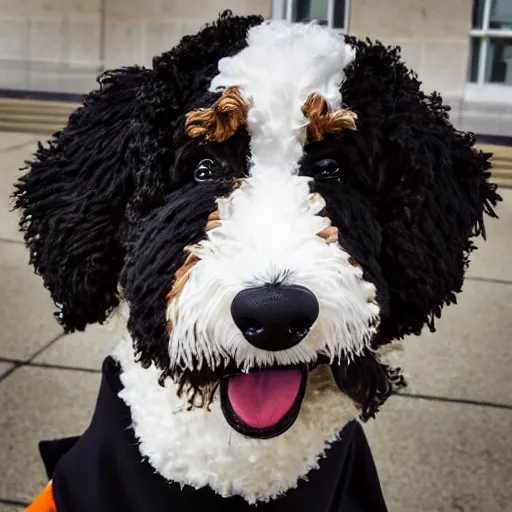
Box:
16 11 500 512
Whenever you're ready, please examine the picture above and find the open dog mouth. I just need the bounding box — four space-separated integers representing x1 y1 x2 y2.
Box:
220 366 309 439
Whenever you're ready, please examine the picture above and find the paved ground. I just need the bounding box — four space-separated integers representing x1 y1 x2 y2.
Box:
0 132 511 512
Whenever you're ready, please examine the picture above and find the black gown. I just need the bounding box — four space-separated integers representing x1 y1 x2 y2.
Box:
38 357 388 512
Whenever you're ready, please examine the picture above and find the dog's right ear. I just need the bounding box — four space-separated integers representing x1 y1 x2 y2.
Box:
13 67 153 332
14 11 263 334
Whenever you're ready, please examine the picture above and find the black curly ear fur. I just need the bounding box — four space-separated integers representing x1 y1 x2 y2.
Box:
331 355 406 421
341 37 501 342
325 38 502 419
13 67 153 331
12 11 263 334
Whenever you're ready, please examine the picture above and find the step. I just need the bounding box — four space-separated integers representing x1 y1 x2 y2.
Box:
0 99 81 113
478 144 512 189
0 120 64 135
0 111 72 123
490 176 512 189
0 97 80 135
490 168 512 179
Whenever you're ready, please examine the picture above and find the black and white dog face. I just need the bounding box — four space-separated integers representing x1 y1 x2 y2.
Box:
161 23 380 438
15 11 499 502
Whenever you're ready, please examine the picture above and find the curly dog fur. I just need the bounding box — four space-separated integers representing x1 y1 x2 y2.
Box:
15 11 500 509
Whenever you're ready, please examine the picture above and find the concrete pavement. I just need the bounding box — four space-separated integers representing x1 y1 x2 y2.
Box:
0 132 511 511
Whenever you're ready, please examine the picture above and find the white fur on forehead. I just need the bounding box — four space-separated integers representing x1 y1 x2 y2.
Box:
209 20 355 168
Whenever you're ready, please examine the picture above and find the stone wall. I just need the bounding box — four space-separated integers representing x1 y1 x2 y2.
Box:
0 0 271 94
103 0 270 69
349 0 473 127
1 0 509 137
0 0 103 93
349 0 512 137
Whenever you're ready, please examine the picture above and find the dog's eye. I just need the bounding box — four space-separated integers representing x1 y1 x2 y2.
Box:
312 158 340 180
194 159 217 182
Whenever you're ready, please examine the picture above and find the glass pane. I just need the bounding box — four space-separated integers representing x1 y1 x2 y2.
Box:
333 0 347 29
490 0 512 29
469 37 481 82
472 0 485 28
293 0 329 25
485 38 512 83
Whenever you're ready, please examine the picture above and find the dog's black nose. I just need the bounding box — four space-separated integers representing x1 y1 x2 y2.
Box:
231 285 319 351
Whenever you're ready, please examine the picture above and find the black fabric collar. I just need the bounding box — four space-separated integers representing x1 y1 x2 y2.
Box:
40 356 387 512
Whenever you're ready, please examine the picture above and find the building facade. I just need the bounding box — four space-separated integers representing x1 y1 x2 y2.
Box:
1 0 511 137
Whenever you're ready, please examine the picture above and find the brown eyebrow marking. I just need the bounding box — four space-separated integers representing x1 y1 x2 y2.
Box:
302 93 358 144
185 87 249 143
317 217 339 244
166 208 226 334
205 210 222 232
166 246 200 334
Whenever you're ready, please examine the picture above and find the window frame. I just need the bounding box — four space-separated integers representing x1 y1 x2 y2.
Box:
271 0 350 32
469 0 512 85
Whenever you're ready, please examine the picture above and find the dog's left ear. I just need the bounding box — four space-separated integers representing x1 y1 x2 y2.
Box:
331 39 501 420
14 67 154 331
14 11 264 334
341 38 501 342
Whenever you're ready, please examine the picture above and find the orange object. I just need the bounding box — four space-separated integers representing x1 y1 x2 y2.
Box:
26 481 56 512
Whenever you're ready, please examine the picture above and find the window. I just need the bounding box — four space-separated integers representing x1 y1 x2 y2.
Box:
469 0 512 85
272 0 349 31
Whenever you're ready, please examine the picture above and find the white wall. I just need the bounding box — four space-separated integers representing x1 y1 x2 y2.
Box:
349 0 512 137
1 0 509 136
349 0 473 99
0 0 271 94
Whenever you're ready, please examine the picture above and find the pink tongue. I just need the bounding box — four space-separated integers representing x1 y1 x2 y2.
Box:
227 369 302 429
